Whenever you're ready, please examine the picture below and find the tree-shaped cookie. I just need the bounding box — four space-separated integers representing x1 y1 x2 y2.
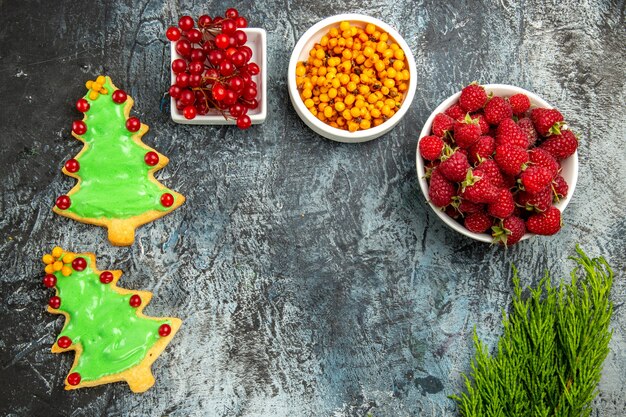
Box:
53 76 185 246
42 246 182 392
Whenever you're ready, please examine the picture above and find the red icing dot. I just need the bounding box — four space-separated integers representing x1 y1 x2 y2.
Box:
99 271 113 284
129 294 142 307
161 193 174 207
144 151 159 166
72 120 87 135
72 257 87 271
65 159 80 173
43 274 57 288
49 296 61 309
126 117 141 132
76 98 90 113
158 323 172 337
112 90 128 104
67 372 81 386
55 195 71 210
57 336 72 349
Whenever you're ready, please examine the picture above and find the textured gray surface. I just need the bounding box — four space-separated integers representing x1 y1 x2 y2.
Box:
1 0 625 416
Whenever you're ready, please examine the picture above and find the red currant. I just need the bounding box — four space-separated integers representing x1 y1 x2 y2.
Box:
189 74 202 88
126 117 141 132
161 193 174 207
175 39 192 57
72 120 87 135
183 105 197 120
202 40 215 54
112 90 128 104
219 59 234 76
72 257 87 271
186 28 202 43
99 271 114 284
208 49 225 66
166 26 181 42
240 46 253 62
242 85 257 101
212 83 226 101
240 71 252 84
228 35 237 48
197 102 209 115
235 16 248 28
178 15 194 31
221 19 236 34
225 8 239 19
229 103 245 117
65 158 80 173
236 115 252 129
175 100 185 111
169 85 182 99
246 62 260 75
175 73 190 88
205 68 219 80
245 98 259 110
67 372 81 386
230 51 244 67
233 30 247 46
158 323 172 337
179 89 195 106
213 16 223 25
57 336 72 348
75 98 90 113
144 151 159 166
215 33 229 49
43 274 57 288
228 76 244 92
49 296 61 309
190 49 205 62
56 195 71 210
129 294 142 307
188 61 204 75
222 90 238 106
198 15 212 28
172 58 187 74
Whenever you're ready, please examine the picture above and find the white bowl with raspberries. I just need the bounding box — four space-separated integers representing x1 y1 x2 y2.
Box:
416 84 579 245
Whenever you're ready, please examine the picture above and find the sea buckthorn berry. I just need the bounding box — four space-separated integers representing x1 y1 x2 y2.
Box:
61 266 72 277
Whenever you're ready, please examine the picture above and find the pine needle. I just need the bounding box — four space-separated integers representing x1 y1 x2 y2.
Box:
451 246 614 417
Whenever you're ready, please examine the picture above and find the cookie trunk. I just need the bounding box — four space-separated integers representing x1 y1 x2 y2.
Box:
108 220 136 246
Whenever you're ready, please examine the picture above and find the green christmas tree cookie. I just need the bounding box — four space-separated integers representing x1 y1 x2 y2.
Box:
53 75 185 246
42 246 182 392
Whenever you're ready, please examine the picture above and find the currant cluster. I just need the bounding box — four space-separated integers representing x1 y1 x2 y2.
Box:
166 8 259 129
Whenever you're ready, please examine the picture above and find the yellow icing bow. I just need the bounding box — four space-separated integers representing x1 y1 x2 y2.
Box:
85 75 108 100
42 246 75 276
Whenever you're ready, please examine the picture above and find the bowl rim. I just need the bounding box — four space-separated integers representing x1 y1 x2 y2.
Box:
288 13 417 143
170 27 268 125
415 83 579 243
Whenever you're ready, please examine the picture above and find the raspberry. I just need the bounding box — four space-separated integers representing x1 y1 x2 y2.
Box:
539 129 578 161
526 206 562 235
484 97 513 125
459 83 488 112
464 210 493 233
517 117 539 147
494 144 528 176
476 158 505 188
419 135 445 161
445 103 466 120
492 216 526 246
553 175 569 200
453 118 481 149
520 165 555 194
508 94 531 115
530 108 564 136
471 113 490 134
428 168 456 207
439 150 471 182
458 199 483 215
495 118 529 149
468 135 495 165
488 188 515 219
461 169 499 204
431 113 455 137
516 187 553 212
528 148 559 177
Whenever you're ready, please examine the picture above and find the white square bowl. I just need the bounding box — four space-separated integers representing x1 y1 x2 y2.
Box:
170 28 267 125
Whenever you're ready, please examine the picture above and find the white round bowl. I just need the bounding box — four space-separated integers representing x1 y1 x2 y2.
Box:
288 14 417 143
415 84 579 243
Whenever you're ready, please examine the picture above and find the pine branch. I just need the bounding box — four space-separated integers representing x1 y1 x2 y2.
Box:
451 246 614 417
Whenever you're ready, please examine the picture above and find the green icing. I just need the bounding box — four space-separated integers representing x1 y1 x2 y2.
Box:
54 256 168 382
65 78 176 220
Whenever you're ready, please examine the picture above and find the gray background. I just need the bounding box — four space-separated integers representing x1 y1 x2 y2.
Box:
1 0 625 416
